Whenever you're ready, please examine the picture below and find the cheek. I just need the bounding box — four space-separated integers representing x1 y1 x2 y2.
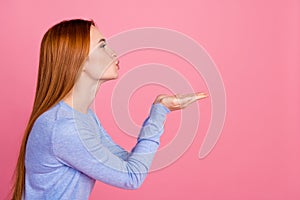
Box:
102 64 116 76
85 52 114 79
99 54 114 71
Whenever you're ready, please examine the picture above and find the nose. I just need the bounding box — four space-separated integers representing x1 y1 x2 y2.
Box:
111 53 119 64
105 45 119 64
106 46 117 58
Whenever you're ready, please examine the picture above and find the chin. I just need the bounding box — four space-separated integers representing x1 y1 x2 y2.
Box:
113 72 119 79
101 74 119 81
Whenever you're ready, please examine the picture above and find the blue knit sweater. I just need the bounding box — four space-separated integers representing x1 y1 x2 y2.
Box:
24 100 170 199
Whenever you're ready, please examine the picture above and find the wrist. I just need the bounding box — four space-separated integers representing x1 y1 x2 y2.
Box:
152 102 171 114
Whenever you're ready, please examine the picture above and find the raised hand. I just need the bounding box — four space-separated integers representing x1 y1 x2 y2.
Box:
153 92 209 111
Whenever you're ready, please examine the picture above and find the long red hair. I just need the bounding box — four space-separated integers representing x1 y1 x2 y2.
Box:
10 19 95 200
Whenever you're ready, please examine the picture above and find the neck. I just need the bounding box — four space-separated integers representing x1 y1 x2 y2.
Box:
63 73 105 114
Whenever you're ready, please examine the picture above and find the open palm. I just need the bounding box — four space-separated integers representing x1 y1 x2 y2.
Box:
154 92 208 111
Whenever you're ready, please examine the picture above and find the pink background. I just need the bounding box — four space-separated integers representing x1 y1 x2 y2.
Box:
1 0 299 199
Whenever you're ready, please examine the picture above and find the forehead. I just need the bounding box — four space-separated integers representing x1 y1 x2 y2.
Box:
90 25 105 49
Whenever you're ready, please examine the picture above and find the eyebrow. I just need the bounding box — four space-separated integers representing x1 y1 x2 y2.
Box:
98 38 106 43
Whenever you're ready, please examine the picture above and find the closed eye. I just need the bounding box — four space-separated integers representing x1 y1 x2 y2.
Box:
100 42 107 48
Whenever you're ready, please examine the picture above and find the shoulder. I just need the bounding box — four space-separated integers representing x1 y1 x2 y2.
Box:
52 118 78 141
36 102 80 142
51 112 97 142
34 101 72 124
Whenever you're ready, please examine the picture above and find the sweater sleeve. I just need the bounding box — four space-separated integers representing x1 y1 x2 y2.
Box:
89 111 130 161
52 103 170 189
96 127 130 160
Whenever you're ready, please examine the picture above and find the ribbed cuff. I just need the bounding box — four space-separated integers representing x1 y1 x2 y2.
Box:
150 103 171 115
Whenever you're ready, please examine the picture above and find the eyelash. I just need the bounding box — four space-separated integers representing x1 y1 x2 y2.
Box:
100 42 107 48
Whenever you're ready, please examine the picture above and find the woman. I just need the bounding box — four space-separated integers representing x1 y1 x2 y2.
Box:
11 19 208 199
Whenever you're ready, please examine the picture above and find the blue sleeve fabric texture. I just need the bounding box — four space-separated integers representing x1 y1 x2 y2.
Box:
24 101 170 200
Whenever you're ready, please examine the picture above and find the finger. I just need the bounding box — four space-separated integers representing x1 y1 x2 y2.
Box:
195 92 209 99
178 92 207 101
176 94 198 107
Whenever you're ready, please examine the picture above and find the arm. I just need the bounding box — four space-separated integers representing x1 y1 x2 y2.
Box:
89 112 129 161
90 103 171 161
52 103 170 190
98 128 130 160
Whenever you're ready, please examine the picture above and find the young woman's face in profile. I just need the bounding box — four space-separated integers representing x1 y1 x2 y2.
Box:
83 25 120 81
